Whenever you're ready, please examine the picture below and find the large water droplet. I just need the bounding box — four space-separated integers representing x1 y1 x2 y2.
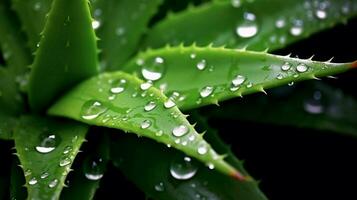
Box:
304 90 324 114
35 133 59 154
200 86 214 98
81 100 107 120
296 63 308 73
110 79 126 94
196 60 206 70
141 120 152 129
84 157 104 181
154 182 165 192
144 101 157 112
29 177 37 185
172 125 189 137
48 179 58 188
170 156 198 180
236 12 258 38
141 57 165 81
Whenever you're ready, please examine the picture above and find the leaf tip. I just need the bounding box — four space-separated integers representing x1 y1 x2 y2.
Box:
230 171 252 182
351 60 357 69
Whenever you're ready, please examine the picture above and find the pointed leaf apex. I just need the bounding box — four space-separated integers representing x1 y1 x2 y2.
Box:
351 60 357 68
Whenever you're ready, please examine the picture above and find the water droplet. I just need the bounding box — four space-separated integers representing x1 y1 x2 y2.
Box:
276 74 283 80
188 135 195 141
81 100 107 120
236 12 258 38
304 90 324 114
341 2 351 15
281 62 291 71
29 177 37 185
164 98 176 109
48 179 58 188
190 53 196 59
140 81 153 90
59 157 71 167
196 60 206 70
275 18 286 28
63 146 72 155
288 82 294 86
207 163 215 170
172 125 189 137
231 0 241 8
315 9 327 19
170 156 198 180
232 75 246 86
25 169 32 177
290 20 303 36
84 157 104 181
136 58 144 66
144 101 157 112
141 57 165 81
200 86 214 98
92 20 100 29
115 27 125 36
198 143 208 155
154 182 165 192
40 172 49 179
314 0 329 20
296 63 308 73
155 130 163 137
33 2 41 11
141 120 151 129
110 79 126 94
35 133 59 154
246 82 253 88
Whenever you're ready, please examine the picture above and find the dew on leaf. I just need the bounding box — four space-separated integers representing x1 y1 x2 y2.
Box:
154 182 165 192
236 12 258 38
48 179 58 188
170 156 198 180
172 125 189 137
232 75 246 87
144 101 157 112
198 143 208 155
200 86 214 98
81 100 107 120
141 120 152 129
28 177 37 185
304 90 324 114
35 133 59 154
296 63 308 72
40 172 49 179
281 62 291 71
196 60 207 70
110 79 126 94
84 157 104 181
59 157 71 167
140 81 153 90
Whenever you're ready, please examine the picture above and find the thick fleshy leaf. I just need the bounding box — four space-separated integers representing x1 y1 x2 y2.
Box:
123 45 355 110
28 0 99 112
11 0 52 51
0 0 31 76
48 71 247 180
0 68 24 115
110 132 266 200
93 0 163 71
13 116 88 199
143 0 357 51
60 129 110 200
203 81 357 137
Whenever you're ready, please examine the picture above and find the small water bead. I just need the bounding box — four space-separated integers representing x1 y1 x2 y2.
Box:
154 182 165 192
175 139 181 144
172 125 189 137
40 172 49 179
170 156 198 180
200 86 214 98
246 82 253 88
155 130 163 137
144 101 157 111
59 157 71 167
164 98 176 108
196 60 206 70
231 0 241 8
296 63 308 73
232 75 246 86
290 19 303 36
48 179 58 188
141 57 165 81
190 53 196 59
63 146 72 155
189 135 195 141
25 169 32 177
314 0 329 20
94 9 102 17
341 2 351 15
136 58 144 66
288 82 295 86
35 133 59 154
275 19 286 28
198 143 208 155
276 74 283 80
84 158 104 181
141 120 152 129
281 62 291 71
304 90 324 114
140 81 153 90
110 79 126 94
29 177 38 185
81 100 107 120
92 20 101 29
33 2 41 11
208 163 215 170
236 12 258 38
115 27 126 36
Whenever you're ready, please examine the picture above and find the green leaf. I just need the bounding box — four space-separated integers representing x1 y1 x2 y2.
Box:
143 0 357 51
0 68 24 115
11 0 52 51
110 133 266 200
28 0 99 112
0 0 31 76
123 45 355 110
48 71 247 180
94 0 163 71
202 81 357 137
0 112 17 140
60 129 110 200
13 116 88 199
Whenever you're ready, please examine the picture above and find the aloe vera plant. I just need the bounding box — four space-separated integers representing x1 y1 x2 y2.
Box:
0 0 356 199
